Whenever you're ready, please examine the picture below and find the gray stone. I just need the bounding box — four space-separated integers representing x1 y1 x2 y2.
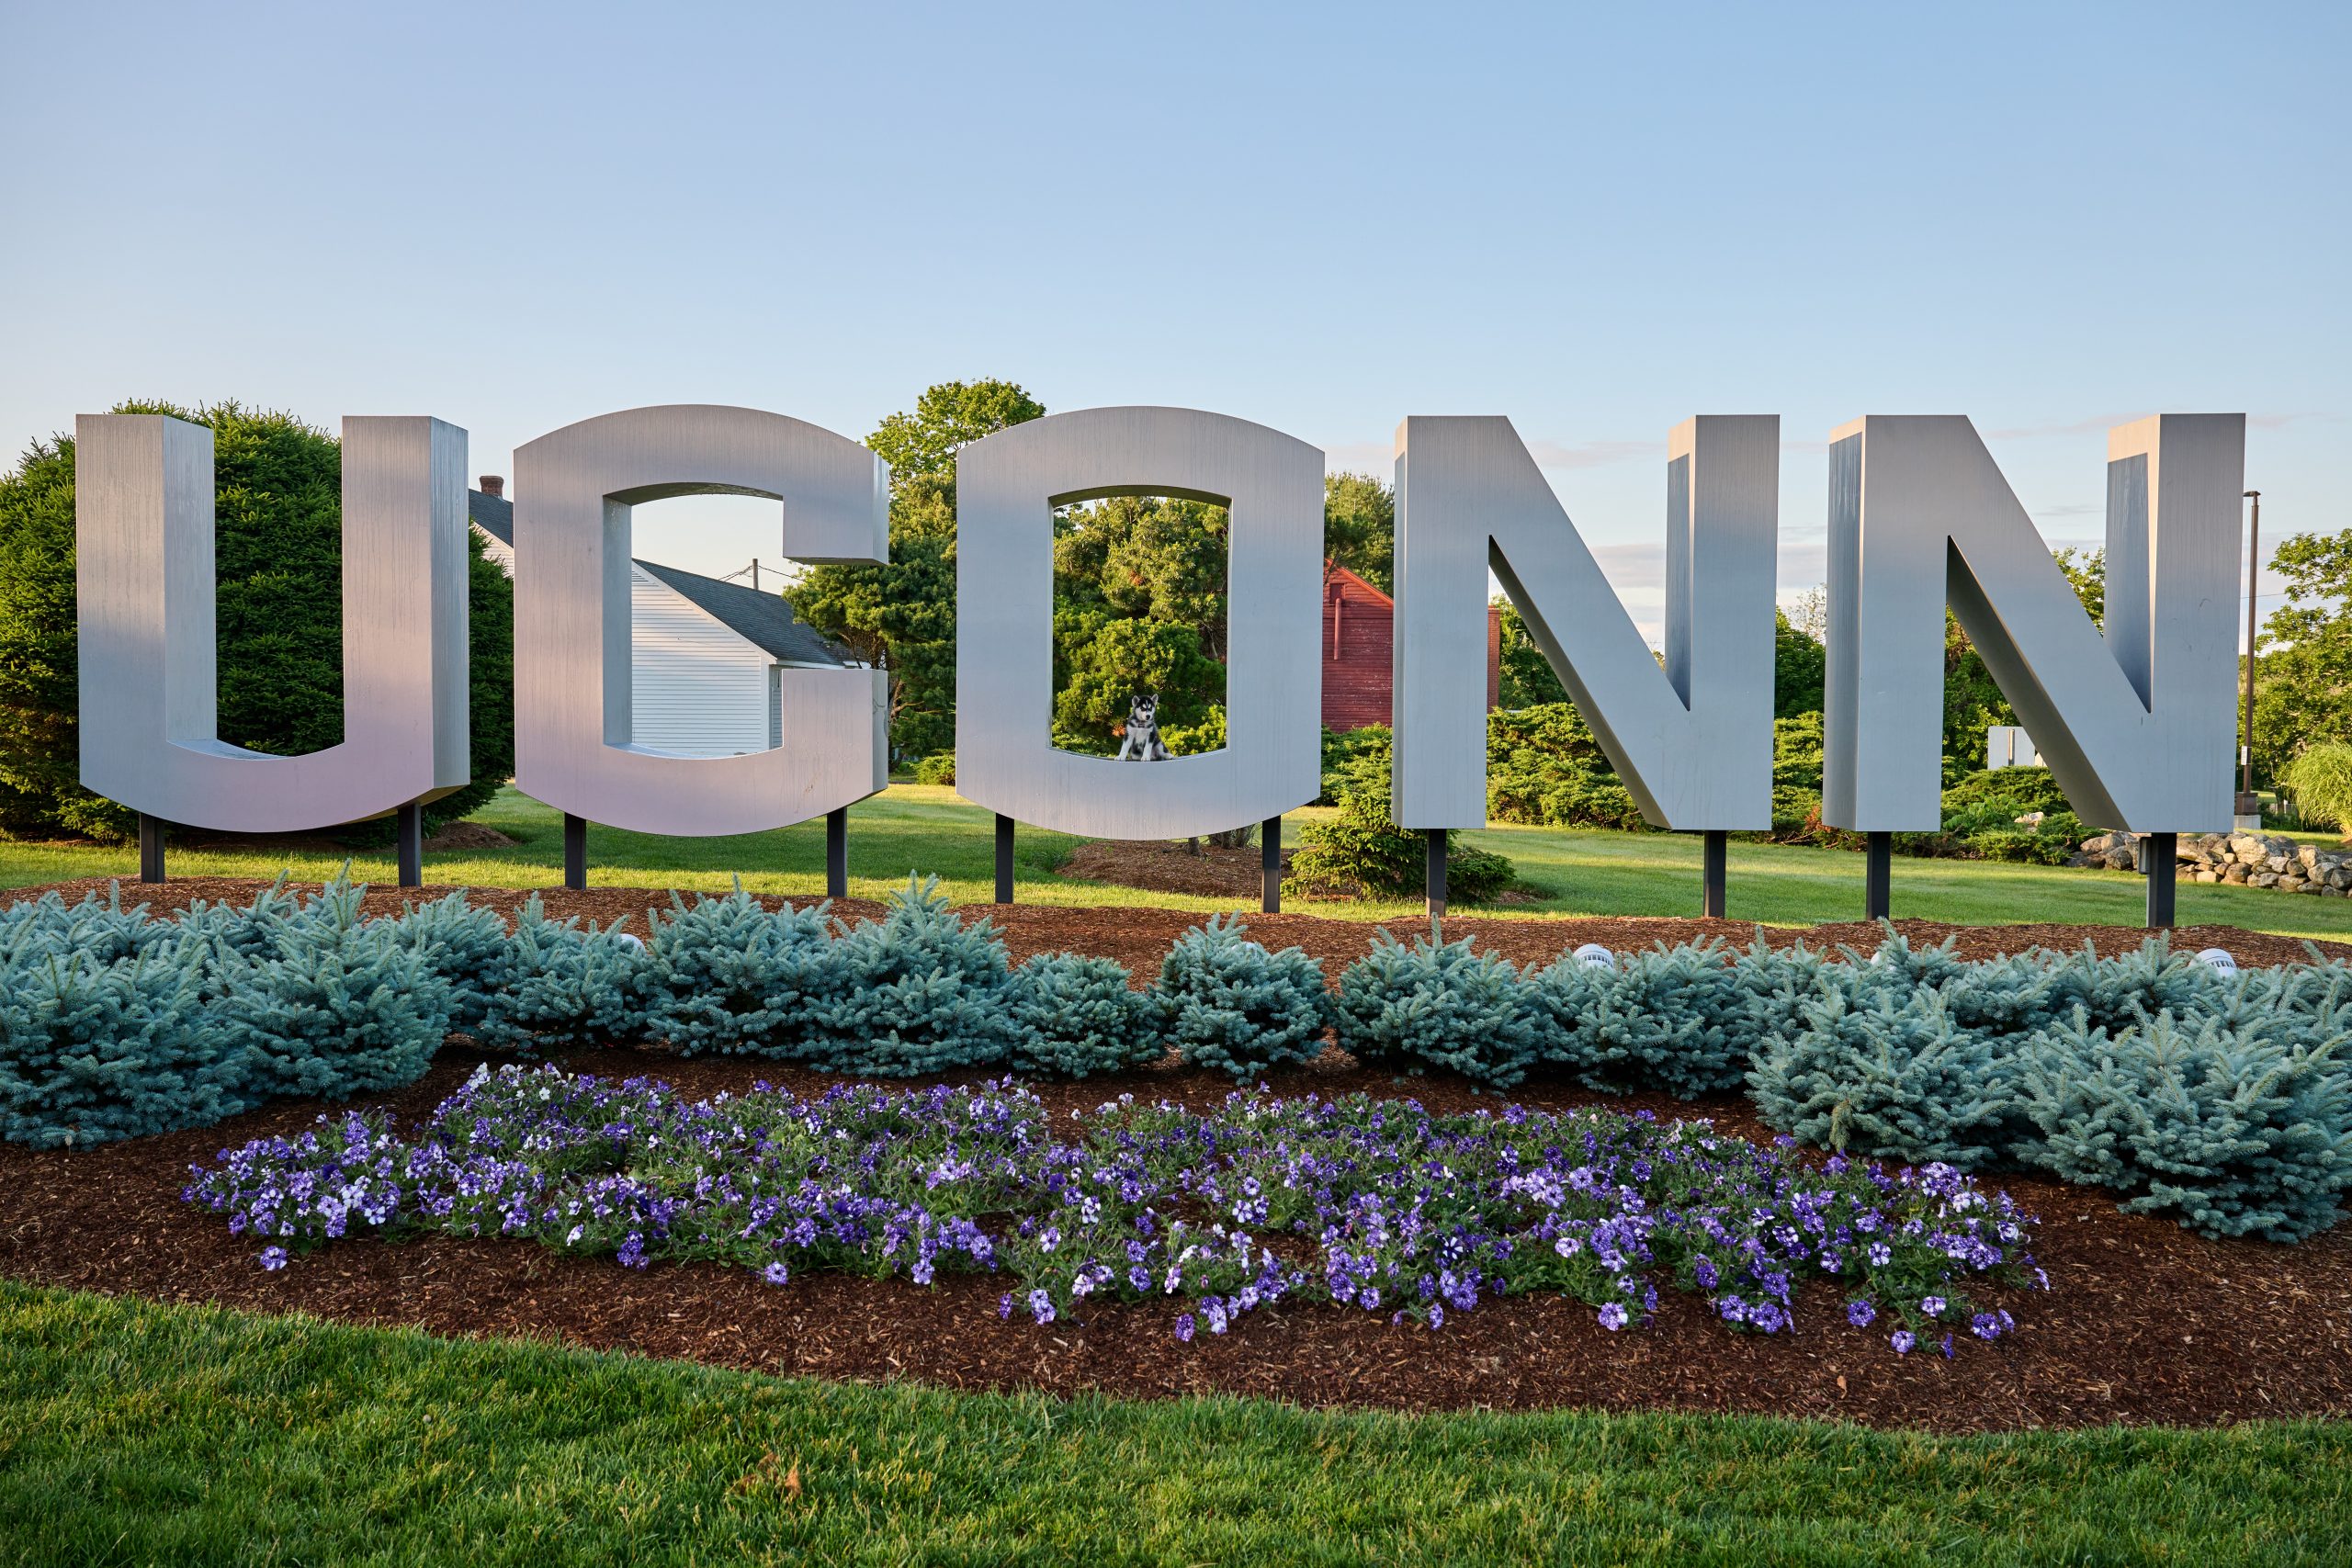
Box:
2252 872 2281 888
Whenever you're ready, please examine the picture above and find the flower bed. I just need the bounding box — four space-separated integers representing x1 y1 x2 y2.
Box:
186 1066 2041 1355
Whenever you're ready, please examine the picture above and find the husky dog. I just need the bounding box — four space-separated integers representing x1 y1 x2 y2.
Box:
1115 693 1172 761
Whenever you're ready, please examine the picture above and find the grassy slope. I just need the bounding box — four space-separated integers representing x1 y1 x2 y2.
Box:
8 784 2352 940
2 1284 2345 1567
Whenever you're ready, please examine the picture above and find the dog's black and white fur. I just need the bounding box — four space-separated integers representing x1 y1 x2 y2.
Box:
1115 693 1173 761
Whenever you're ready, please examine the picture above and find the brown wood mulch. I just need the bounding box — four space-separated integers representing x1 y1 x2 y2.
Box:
21 874 2352 973
6 877 2349 1433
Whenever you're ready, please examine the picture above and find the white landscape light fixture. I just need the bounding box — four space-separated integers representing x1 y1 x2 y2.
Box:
75 412 471 841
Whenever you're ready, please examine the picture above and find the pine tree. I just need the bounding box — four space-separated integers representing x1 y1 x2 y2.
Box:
472 896 650 1055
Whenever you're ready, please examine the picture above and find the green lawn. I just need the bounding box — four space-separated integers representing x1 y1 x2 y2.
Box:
8 784 2352 940
1 1283 2343 1567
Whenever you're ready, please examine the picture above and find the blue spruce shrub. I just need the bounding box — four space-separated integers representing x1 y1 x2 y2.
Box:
1333 925 1540 1086
0 942 249 1145
2017 1008 2352 1241
2046 938 2222 1035
172 874 306 961
1533 942 1751 1097
391 890 512 1033
1746 987 2022 1170
815 875 1020 1076
1151 912 1331 1080
217 879 452 1103
639 881 835 1056
0 884 166 966
473 896 650 1055
1007 952 1163 1077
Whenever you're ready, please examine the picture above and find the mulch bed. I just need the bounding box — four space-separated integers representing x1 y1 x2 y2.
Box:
21 874 2351 972
1060 839 1294 899
6 876 2349 1433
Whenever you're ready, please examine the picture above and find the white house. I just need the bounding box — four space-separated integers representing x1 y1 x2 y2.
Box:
468 481 860 757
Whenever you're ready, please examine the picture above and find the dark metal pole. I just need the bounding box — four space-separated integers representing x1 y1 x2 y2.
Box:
2241 490 2261 809
1261 816 1282 914
396 801 424 888
2146 832 2177 929
826 807 848 898
994 814 1014 905
1864 830 1892 920
563 813 588 890
1426 828 1448 918
137 814 165 883
1701 829 1727 919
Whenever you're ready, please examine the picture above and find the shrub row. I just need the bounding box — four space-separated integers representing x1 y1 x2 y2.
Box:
0 877 1338 1147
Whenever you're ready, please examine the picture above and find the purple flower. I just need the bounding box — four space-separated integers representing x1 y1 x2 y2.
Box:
1847 1299 1876 1328
1919 1295 1947 1318
1174 1314 1195 1342
1598 1302 1629 1331
259 1247 288 1271
1891 1330 1917 1354
762 1261 790 1286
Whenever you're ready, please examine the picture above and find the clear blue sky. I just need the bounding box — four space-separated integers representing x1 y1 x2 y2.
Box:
3 1 2343 638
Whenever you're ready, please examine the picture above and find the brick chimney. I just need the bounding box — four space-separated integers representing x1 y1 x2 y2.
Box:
478 475 504 498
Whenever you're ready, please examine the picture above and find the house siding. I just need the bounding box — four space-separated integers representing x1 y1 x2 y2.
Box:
1320 565 1501 732
470 524 777 757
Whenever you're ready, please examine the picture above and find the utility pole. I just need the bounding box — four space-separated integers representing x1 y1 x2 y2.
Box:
2241 490 2261 813
752 558 760 592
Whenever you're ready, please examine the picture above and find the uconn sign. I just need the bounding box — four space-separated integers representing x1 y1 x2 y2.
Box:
74 404 2245 919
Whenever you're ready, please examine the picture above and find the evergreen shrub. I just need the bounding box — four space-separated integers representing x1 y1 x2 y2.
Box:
1747 987 2023 1169
1007 952 1163 1077
639 882 834 1057
472 897 650 1055
217 880 450 1103
2018 1008 2352 1242
1333 925 1540 1086
1534 942 1753 1097
815 875 1021 1076
0 942 248 1145
392 890 511 1033
1152 913 1331 1079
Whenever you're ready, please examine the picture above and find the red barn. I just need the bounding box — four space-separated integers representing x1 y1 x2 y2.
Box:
1319 564 1499 731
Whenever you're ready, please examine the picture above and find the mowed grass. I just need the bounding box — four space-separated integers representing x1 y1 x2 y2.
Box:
8 784 2352 940
2 1284 2345 1568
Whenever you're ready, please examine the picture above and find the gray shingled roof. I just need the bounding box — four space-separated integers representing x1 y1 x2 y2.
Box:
469 489 854 668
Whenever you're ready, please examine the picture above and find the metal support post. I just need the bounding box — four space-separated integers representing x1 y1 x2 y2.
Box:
563 814 588 890
826 807 848 898
995 814 1015 905
1865 831 1893 920
138 814 166 883
1702 829 1727 919
396 801 424 888
1261 816 1282 913
1426 828 1448 918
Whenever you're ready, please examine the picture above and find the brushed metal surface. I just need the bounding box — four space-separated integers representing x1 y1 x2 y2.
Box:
76 412 470 831
1391 415 1779 829
1822 414 2243 831
512 405 889 835
956 407 1323 840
